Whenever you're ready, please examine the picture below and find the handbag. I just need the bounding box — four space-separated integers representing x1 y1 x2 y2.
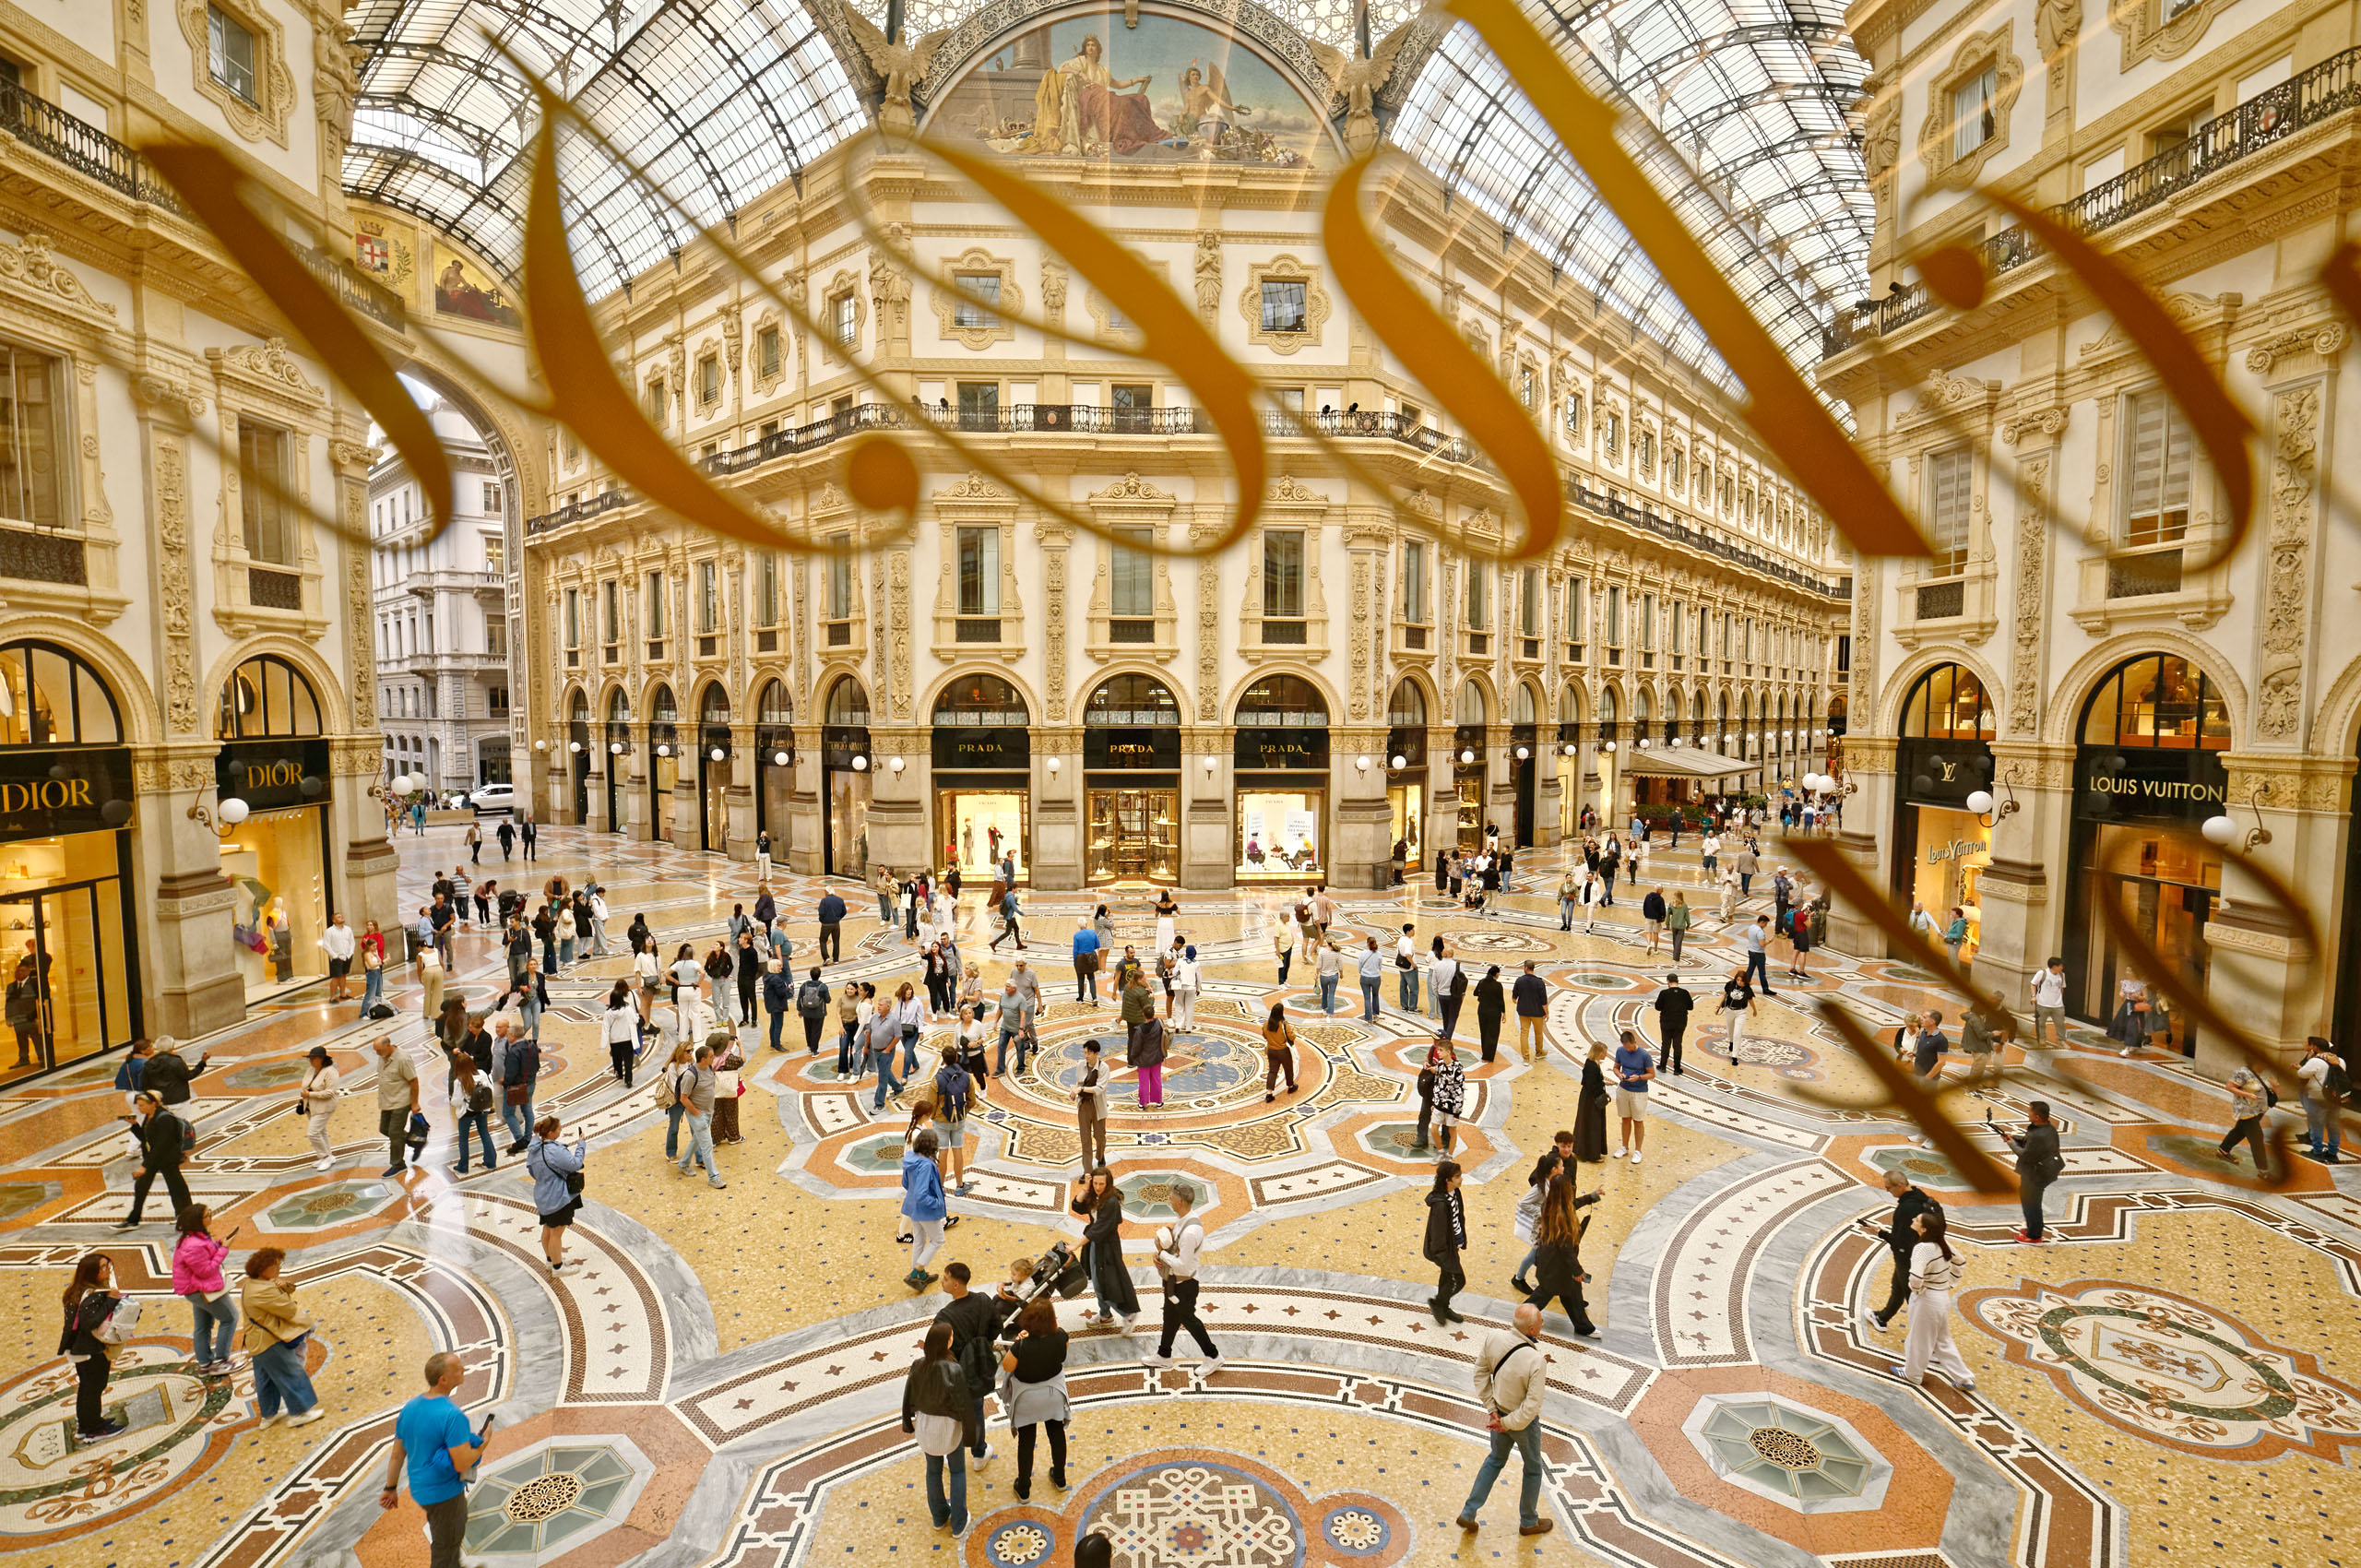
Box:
504 1082 529 1106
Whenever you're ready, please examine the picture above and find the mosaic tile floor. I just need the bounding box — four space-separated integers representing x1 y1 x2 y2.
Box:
8 824 2355 1568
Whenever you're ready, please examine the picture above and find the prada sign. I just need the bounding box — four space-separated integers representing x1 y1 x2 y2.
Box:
216 738 332 811
2076 746 2228 826
1086 725 1180 771
932 727 1030 771
0 748 135 843
1233 726 1330 771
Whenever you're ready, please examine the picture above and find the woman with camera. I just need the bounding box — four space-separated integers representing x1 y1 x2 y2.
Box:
526 1114 587 1274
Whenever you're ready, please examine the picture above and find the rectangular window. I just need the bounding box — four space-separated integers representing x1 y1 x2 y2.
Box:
1112 526 1155 617
1260 279 1308 333
1669 448 1685 491
481 481 503 515
956 381 999 431
758 553 779 625
488 685 510 717
646 571 667 637
238 419 293 564
645 377 667 427
1271 386 1305 416
697 560 718 634
1519 568 1539 636
1605 411 1623 460
1399 541 1427 623
1264 529 1305 617
826 538 853 620
1465 563 1489 631
0 344 62 528
757 325 781 378
1953 65 1999 160
832 292 857 347
1606 585 1623 646
601 580 618 643
482 533 504 573
1564 576 1585 643
1667 600 1684 654
1518 366 1536 410
1638 429 1655 476
957 526 1002 615
1111 382 1153 433
486 617 506 658
1927 444 1971 576
953 272 1002 329
207 6 258 103
697 355 720 407
2124 389 2193 546
564 588 580 648
1641 593 1656 652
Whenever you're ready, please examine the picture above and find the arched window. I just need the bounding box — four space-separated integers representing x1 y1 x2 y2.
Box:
757 681 792 726
1086 673 1179 726
0 639 121 747
825 676 872 728
1236 674 1328 727
1901 663 1995 742
569 690 590 723
607 688 632 725
1387 679 1427 730
217 654 323 740
2079 654 2229 750
1513 683 1539 727
1454 679 1488 727
932 673 1028 727
1600 686 1619 726
1635 687 1655 725
699 683 730 726
649 683 680 725
1559 682 1584 728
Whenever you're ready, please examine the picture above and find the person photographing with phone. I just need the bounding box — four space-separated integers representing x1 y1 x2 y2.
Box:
384 1351 495 1567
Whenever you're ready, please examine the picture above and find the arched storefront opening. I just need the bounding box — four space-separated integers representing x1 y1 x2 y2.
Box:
1556 681 1586 839
216 653 332 1003
1596 685 1620 825
1892 662 1996 947
933 673 1031 881
755 681 793 852
696 683 731 853
1385 679 1429 879
568 690 592 826
1453 680 1489 853
1085 674 1180 883
1510 682 1540 847
2063 654 2230 1056
647 683 680 844
1233 674 1330 879
822 676 872 879
0 639 137 1072
604 689 632 832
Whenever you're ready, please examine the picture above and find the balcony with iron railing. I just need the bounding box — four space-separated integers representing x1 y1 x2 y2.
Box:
528 403 1847 600
0 76 406 329
1823 43 2361 358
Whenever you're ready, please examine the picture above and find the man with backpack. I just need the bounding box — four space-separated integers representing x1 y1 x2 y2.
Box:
794 968 830 1054
990 885 1025 951
113 1090 192 1228
2299 1036 2347 1163
2006 1100 2064 1242
933 1261 1000 1466
673 1042 726 1188
140 1037 208 1106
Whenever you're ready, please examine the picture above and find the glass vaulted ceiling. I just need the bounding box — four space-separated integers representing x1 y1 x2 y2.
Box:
344 0 866 297
342 1 1870 386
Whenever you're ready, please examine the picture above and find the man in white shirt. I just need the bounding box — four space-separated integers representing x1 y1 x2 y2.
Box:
1456 1302 1552 1538
2029 957 2067 1047
1701 833 1721 876
323 913 357 1002
1394 923 1419 1013
1144 1183 1222 1370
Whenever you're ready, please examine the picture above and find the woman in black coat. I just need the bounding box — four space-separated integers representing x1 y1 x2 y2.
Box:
1072 1166 1140 1327
1574 1042 1611 1162
1529 1176 1602 1336
1424 1160 1465 1324
734 932 762 1025
1434 847 1450 893
59 1253 124 1440
1473 966 1507 1063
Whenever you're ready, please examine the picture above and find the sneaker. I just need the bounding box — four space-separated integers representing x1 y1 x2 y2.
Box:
1888 1363 1916 1381
286 1408 326 1428
1510 1277 1533 1295
1118 1317 1138 1336
111 1219 139 1231
2011 1229 2046 1244
974 1443 994 1469
708 1180 729 1189
1143 1352 1175 1368
1856 1306 1882 1336
314 1158 335 1171
380 1166 407 1178
1611 1149 1627 1160
254 1412 286 1428
1631 1151 1643 1165
1204 1356 1227 1376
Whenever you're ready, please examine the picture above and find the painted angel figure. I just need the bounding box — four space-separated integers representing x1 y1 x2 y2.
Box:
1180 59 1251 150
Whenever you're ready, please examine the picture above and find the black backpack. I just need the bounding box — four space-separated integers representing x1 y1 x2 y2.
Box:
797 980 828 1019
955 1323 997 1395
2326 1061 2352 1098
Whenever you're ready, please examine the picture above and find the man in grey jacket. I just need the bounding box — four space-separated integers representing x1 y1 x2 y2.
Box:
674 1041 726 1188
1456 1302 1553 1537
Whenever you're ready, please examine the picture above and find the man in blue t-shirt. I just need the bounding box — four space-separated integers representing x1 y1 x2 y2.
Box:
382 1351 487 1566
1612 1028 1655 1165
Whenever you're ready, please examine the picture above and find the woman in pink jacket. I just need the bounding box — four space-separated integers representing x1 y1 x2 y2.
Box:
172 1205 238 1375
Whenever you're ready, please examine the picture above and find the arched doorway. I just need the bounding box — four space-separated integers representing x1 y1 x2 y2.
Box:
567 690 591 825
933 673 1030 881
603 689 632 832
1385 679 1429 877
1596 685 1620 825
755 681 794 854
1453 679 1488 853
823 677 872 879
0 639 137 1073
1233 674 1330 879
1892 662 1996 949
216 653 332 1002
1510 681 1540 847
1556 681 1585 839
696 683 731 853
2064 653 2230 1056
647 683 679 843
1084 674 1180 883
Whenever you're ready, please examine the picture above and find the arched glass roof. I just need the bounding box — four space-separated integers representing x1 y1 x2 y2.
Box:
344 0 867 297
339 1 1869 383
